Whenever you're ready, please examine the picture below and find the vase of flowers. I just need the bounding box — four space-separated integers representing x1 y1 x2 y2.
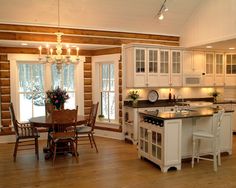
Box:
46 87 69 110
128 90 139 107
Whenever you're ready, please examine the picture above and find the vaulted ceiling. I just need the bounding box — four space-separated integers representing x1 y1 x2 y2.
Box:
0 0 202 36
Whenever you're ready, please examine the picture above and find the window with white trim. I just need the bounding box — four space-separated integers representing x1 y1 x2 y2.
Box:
17 62 76 122
100 63 115 121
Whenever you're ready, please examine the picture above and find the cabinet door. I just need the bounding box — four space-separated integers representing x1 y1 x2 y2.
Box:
225 54 236 86
182 51 193 74
147 49 159 87
150 129 162 161
203 52 214 86
171 50 182 87
214 53 224 86
134 48 147 87
159 49 170 86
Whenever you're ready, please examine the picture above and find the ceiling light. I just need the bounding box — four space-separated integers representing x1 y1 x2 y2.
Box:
158 13 164 20
229 47 235 50
38 0 79 74
21 43 28 46
156 0 168 21
206 46 212 48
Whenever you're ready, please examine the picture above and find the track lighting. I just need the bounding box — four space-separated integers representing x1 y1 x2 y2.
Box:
157 0 168 21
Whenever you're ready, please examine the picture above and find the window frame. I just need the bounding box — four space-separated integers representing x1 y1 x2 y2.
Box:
92 54 119 124
9 54 84 121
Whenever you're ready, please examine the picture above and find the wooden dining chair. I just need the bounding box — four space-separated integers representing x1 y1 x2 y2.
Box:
76 102 99 152
9 103 40 162
49 106 78 166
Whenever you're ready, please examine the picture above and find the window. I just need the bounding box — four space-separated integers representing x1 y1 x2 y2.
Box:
100 63 115 121
51 64 75 109
18 63 45 121
17 62 76 122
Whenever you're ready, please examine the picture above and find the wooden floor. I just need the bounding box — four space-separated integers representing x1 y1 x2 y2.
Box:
1 136 236 188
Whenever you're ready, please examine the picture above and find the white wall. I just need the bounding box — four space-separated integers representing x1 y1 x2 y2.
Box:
181 0 236 47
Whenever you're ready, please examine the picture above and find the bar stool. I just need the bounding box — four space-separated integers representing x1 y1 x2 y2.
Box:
191 109 224 172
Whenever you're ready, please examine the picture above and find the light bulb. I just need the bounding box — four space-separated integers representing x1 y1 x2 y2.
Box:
159 13 164 20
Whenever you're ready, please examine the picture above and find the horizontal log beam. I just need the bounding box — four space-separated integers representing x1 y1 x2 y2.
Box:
0 23 179 42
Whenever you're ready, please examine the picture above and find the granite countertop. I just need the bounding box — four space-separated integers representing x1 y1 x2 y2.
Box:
139 107 234 120
214 100 236 104
124 98 214 108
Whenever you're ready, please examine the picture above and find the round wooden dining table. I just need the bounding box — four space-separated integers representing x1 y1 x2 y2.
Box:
29 115 87 127
29 115 87 159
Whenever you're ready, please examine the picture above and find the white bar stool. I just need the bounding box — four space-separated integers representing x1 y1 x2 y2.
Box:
191 109 224 172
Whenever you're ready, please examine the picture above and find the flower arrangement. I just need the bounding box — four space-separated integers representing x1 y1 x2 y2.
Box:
46 87 69 110
128 90 140 101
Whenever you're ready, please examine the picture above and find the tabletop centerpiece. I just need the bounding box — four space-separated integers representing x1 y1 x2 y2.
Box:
46 87 69 110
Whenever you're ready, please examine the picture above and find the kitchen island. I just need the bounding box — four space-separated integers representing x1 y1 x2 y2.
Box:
138 107 233 172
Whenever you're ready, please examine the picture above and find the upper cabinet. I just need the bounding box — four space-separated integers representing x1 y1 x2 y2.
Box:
124 44 182 88
225 54 236 86
214 53 224 86
203 52 214 86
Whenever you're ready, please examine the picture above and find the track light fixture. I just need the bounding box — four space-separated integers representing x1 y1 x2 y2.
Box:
157 0 168 20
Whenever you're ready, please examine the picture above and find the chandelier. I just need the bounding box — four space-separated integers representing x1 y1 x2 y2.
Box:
38 0 79 73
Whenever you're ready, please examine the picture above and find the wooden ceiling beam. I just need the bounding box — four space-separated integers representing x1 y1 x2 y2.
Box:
0 31 179 46
0 24 180 42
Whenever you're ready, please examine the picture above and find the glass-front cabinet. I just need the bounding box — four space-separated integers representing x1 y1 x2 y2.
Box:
214 53 224 86
225 54 236 86
204 52 214 86
124 44 182 88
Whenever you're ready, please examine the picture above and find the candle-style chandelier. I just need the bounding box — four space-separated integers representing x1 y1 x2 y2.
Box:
38 0 79 73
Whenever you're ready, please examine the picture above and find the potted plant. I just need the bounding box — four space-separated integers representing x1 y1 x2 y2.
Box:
209 89 220 102
98 114 105 120
128 90 140 106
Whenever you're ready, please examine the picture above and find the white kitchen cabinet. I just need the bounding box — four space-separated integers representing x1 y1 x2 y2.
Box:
182 51 204 74
170 50 182 87
124 106 164 144
214 53 225 86
225 54 236 86
125 46 159 87
124 44 182 88
203 52 214 86
139 116 182 172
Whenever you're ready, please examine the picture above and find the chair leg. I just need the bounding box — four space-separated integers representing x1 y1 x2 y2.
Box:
88 134 93 148
35 138 39 160
213 141 217 172
72 141 78 163
13 138 19 162
197 139 201 163
52 143 57 166
91 133 98 153
192 138 195 168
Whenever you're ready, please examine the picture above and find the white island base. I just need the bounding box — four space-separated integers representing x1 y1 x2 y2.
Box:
138 111 233 173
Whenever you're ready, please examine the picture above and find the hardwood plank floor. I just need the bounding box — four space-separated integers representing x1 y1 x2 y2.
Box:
1 136 236 188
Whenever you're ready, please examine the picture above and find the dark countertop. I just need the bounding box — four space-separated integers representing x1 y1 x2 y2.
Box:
139 107 234 120
124 98 214 108
214 100 236 104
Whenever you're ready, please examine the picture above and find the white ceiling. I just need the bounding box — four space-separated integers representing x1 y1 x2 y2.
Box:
0 0 202 35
